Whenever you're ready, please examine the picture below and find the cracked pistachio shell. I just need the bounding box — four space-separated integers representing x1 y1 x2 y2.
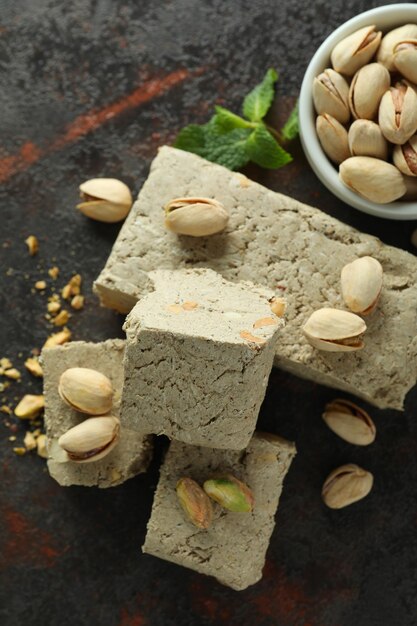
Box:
339 156 406 204
176 477 213 529
312 69 350 123
58 415 120 463
316 114 350 164
302 308 366 352
331 25 382 76
393 134 417 176
394 40 417 84
341 256 383 315
348 120 388 160
203 474 254 512
164 197 229 237
323 399 376 445
58 367 113 415
349 63 390 120
77 178 132 223
322 464 373 509
377 24 417 70
378 84 417 145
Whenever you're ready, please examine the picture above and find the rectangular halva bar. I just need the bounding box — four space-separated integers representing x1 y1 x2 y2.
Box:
94 146 417 409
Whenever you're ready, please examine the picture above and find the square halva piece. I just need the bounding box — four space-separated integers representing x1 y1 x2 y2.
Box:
94 146 417 409
42 339 152 488
121 268 283 449
142 432 296 591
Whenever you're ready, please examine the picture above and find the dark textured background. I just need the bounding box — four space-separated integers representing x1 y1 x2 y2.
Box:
1 1 417 625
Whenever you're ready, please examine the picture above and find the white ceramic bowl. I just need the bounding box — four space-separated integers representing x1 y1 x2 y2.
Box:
299 3 417 220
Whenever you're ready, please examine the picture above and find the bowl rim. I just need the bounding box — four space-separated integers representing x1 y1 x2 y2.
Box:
299 3 417 220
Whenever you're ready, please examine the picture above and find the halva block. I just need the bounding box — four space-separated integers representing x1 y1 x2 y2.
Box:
121 268 283 449
94 146 417 410
41 339 152 488
142 432 296 591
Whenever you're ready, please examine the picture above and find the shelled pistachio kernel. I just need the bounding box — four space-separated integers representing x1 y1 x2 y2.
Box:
322 399 376 445
25 235 39 256
58 415 120 463
77 178 132 223
164 197 229 237
341 256 383 315
203 474 254 512
176 477 213 529
43 327 71 348
322 464 373 509
302 308 366 352
58 367 113 415
14 394 45 419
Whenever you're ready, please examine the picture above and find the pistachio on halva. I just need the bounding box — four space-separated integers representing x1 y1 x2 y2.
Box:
339 157 406 204
322 399 376 446
203 474 254 512
331 25 382 76
164 197 229 237
348 62 390 120
348 120 388 160
378 83 417 145
322 464 374 509
393 134 417 176
77 178 133 223
58 367 113 415
341 256 383 315
377 24 417 70
312 69 350 123
316 114 350 164
176 477 213 530
58 415 120 463
302 308 366 352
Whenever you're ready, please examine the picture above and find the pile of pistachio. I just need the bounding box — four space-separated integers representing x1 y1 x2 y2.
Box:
176 474 254 530
56 368 120 463
313 23 417 204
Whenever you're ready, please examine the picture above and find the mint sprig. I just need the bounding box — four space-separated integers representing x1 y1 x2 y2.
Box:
174 68 298 171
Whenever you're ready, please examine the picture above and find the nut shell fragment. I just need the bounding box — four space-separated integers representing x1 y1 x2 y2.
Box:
341 256 383 315
302 308 366 352
322 464 373 509
58 367 113 415
58 415 120 463
322 399 376 445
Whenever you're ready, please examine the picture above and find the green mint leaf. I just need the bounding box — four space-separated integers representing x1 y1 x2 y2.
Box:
174 123 209 156
246 125 292 169
214 106 253 133
242 68 278 122
204 127 251 170
281 100 299 142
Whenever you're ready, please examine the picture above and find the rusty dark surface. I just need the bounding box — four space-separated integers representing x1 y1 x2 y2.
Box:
1 1 417 625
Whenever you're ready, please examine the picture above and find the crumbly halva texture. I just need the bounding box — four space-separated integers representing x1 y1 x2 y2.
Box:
94 146 417 410
142 432 296 591
121 268 283 449
41 339 152 488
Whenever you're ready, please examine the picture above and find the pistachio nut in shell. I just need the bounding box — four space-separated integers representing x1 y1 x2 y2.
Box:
164 197 229 237
58 415 120 463
77 178 132 223
377 24 417 70
330 25 382 76
58 367 113 415
339 156 406 204
348 120 388 160
302 308 366 352
312 69 350 123
316 114 350 164
341 256 383 315
176 477 213 529
348 63 390 120
203 474 254 512
322 464 373 509
378 84 417 145
322 399 376 446
393 134 417 176
393 40 417 84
